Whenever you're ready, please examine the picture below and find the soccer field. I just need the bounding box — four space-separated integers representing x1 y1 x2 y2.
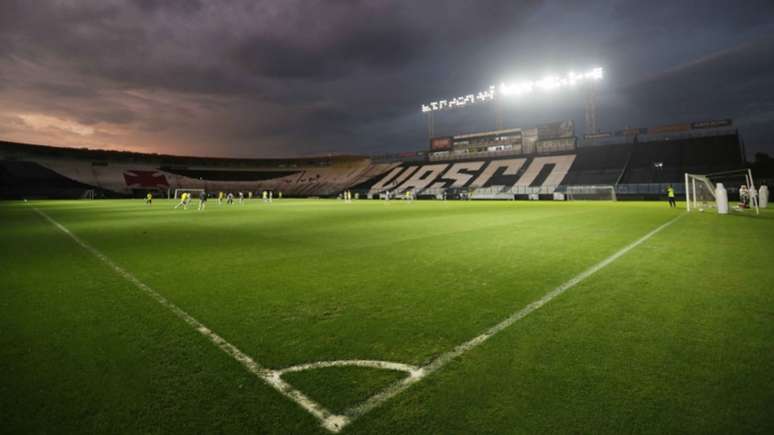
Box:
1 199 772 434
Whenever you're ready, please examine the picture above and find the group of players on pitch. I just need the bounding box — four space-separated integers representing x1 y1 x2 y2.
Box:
144 190 281 210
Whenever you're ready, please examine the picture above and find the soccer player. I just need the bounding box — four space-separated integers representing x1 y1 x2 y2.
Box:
145 192 153 206
666 185 676 208
218 191 224 205
198 190 207 211
269 191 273 203
238 191 244 205
278 191 283 199
174 192 187 209
739 185 749 208
248 191 253 200
226 192 234 205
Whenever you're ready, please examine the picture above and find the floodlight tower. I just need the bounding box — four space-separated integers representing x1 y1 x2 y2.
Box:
585 80 598 134
495 99 504 131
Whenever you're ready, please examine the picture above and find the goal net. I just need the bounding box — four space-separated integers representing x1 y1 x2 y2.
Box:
563 185 617 201
685 174 716 211
686 169 759 214
174 188 204 199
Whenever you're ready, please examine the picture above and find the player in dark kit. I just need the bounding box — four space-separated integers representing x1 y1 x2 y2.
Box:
198 190 208 211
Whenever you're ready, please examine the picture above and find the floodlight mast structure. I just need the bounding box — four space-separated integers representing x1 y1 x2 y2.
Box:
585 80 598 134
421 67 605 139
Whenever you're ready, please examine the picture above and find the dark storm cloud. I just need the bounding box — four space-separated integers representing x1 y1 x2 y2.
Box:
610 0 774 29
130 0 203 14
233 25 423 80
618 36 774 114
603 22 774 154
32 83 100 99
0 0 773 157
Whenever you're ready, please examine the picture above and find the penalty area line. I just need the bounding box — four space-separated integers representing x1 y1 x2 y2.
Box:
30 207 350 433
342 213 685 425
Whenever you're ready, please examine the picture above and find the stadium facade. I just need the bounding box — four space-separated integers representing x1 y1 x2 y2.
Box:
0 118 743 200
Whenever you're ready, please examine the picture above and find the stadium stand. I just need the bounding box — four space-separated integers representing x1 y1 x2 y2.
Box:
619 133 742 183
558 142 631 186
0 140 387 199
0 123 745 200
0 160 115 199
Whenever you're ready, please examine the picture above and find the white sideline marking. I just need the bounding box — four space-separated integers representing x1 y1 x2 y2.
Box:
34 204 682 433
31 207 350 433
341 213 684 424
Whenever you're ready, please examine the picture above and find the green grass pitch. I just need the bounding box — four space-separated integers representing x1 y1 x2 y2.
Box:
1 199 772 434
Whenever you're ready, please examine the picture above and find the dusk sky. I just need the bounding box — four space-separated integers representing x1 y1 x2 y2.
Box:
1 0 773 158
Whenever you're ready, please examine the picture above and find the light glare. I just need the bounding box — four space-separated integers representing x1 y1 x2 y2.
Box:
422 67 604 112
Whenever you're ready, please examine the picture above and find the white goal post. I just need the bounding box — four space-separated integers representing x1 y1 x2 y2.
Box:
174 188 205 199
685 169 759 215
81 189 95 200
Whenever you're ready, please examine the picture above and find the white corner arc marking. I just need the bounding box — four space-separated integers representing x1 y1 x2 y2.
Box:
277 360 420 376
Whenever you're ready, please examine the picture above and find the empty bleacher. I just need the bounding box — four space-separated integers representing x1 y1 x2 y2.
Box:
619 134 743 184
0 130 746 200
0 160 110 199
561 142 632 186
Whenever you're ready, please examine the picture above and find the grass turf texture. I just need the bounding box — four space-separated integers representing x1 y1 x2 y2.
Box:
0 199 772 434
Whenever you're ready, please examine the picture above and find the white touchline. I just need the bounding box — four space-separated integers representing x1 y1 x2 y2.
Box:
339 213 684 425
31 207 350 433
34 204 682 433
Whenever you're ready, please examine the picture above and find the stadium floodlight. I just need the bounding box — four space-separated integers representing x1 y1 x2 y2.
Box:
499 81 533 96
421 67 604 112
586 67 604 80
535 75 562 91
422 86 495 113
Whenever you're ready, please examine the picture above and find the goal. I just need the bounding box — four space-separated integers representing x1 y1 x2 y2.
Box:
563 185 617 201
174 188 205 199
685 169 759 214
81 189 95 200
